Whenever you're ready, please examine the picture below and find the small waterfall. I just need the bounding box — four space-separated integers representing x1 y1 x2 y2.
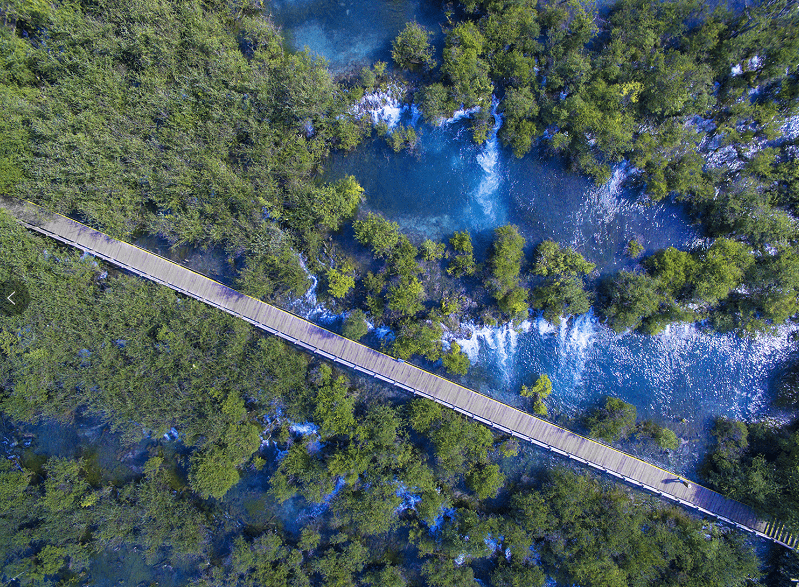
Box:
473 97 503 221
408 103 422 127
349 84 407 128
455 319 531 383
441 104 481 125
291 257 341 324
551 311 599 394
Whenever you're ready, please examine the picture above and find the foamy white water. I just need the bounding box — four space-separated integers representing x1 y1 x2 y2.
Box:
473 97 503 221
349 85 407 128
442 104 481 125
455 312 797 431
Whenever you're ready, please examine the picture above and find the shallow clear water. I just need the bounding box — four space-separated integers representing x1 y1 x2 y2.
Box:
266 0 445 74
454 314 797 475
327 110 699 271
323 106 797 475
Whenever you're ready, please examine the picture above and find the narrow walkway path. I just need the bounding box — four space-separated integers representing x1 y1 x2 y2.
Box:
2 198 794 549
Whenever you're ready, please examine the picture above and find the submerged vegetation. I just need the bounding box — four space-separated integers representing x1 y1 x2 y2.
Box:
384 0 799 336
0 213 764 586
2 0 799 583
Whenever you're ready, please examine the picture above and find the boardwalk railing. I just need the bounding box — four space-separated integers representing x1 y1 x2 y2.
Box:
1 197 794 550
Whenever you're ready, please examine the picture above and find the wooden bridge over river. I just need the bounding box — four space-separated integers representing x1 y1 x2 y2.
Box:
2 197 795 550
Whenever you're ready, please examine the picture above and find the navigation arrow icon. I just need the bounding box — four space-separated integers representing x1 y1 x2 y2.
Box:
1 279 28 316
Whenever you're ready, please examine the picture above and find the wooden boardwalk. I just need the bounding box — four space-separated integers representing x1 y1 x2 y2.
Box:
2 197 795 550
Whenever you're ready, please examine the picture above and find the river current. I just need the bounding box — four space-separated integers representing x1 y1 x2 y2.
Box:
317 101 797 475
267 1 798 476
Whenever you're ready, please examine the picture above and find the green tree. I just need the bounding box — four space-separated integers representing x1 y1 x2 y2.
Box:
521 374 553 416
533 240 595 277
387 276 424 317
693 238 754 305
391 320 444 361
442 342 470 375
447 231 476 276
391 22 436 71
643 246 697 299
599 271 664 332
637 420 679 450
422 559 476 587
532 241 594 322
342 309 369 340
487 224 526 298
625 239 644 258
500 86 539 157
498 287 529 318
466 463 505 499
420 239 447 261
309 176 365 231
442 22 493 110
190 446 241 500
585 397 637 442
354 213 401 258
314 366 356 437
327 262 355 299
532 277 591 324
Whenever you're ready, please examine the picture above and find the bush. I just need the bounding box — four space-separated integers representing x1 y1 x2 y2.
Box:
521 374 552 416
447 231 476 277
387 276 425 317
585 397 637 442
442 342 470 375
354 213 401 258
420 239 446 261
487 224 525 298
599 271 664 332
342 309 369 341
637 420 679 450
327 267 355 299
625 239 644 258
391 22 436 71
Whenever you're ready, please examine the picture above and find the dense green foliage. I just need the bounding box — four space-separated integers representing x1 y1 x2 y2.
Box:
392 22 436 72
0 191 766 586
2 0 796 582
389 0 799 335
447 230 477 277
487 225 529 317
585 397 638 442
531 240 594 323
441 342 471 376
583 397 680 452
342 309 369 341
520 374 552 416
1 0 369 305
701 417 799 531
597 236 799 334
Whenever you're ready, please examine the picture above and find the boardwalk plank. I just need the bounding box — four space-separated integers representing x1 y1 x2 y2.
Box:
336 342 361 364
147 258 174 283
413 371 439 392
239 296 259 318
252 303 273 325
